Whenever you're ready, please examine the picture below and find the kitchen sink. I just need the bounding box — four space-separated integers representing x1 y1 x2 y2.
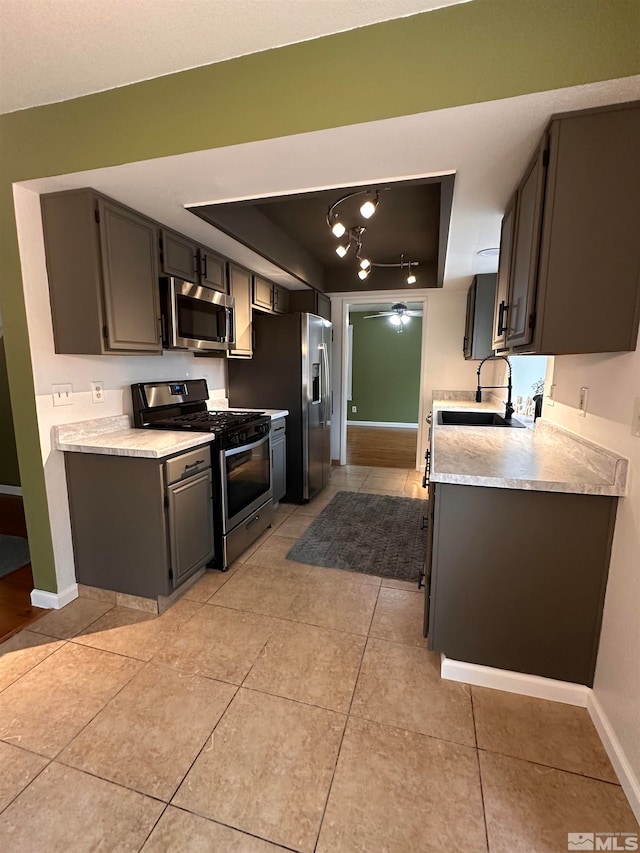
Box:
437 410 526 428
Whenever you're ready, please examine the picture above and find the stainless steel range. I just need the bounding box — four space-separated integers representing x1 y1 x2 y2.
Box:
132 379 273 569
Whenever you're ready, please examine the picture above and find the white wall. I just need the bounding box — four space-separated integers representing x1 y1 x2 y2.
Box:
418 289 479 462
13 186 226 595
542 343 640 789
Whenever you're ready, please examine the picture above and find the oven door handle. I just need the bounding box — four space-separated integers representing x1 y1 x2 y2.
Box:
223 433 270 458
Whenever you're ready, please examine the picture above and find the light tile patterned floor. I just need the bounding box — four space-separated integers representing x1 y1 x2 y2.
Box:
0 466 637 852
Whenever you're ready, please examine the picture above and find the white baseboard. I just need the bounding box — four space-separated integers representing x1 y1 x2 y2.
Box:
588 692 640 824
31 583 78 610
0 484 22 496
440 656 590 706
347 421 419 429
441 655 640 822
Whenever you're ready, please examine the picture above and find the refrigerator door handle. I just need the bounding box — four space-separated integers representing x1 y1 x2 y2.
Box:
320 342 330 426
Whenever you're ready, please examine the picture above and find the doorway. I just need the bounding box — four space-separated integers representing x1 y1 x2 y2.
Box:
0 326 43 641
339 294 427 470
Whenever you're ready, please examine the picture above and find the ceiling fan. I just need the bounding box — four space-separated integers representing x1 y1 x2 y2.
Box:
363 302 423 332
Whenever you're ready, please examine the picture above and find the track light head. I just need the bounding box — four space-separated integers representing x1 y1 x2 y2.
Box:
359 192 379 220
358 268 370 281
331 221 346 239
359 258 371 270
336 239 351 258
407 272 417 285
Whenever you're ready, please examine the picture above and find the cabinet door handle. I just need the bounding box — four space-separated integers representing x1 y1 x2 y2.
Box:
497 301 508 336
185 460 205 470
201 254 207 280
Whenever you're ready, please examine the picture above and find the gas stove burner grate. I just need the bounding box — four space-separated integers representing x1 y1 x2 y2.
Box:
151 410 266 432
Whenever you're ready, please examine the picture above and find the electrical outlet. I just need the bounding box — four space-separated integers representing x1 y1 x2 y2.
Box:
632 397 640 438
547 384 556 407
579 386 588 417
351 405 357 413
91 381 105 403
52 384 73 406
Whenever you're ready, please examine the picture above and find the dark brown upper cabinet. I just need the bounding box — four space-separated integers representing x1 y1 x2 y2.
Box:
228 263 253 359
198 248 226 292
252 276 275 312
492 194 516 351
495 101 640 355
160 229 198 282
288 289 332 321
160 229 226 292
273 285 290 314
42 190 162 355
463 273 496 360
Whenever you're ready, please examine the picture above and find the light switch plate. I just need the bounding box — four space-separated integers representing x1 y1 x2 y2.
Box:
632 397 640 437
579 387 588 417
52 384 73 406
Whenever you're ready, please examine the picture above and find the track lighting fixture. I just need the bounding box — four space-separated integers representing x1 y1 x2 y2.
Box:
325 192 418 285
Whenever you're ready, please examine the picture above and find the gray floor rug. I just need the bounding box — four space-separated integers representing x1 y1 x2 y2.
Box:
0 534 31 579
287 491 428 582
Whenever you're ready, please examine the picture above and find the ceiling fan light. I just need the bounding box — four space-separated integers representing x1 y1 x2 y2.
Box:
359 193 378 220
389 314 401 326
331 221 346 238
400 314 410 324
359 258 371 270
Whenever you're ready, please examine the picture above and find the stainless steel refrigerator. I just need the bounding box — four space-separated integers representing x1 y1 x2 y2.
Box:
227 312 332 503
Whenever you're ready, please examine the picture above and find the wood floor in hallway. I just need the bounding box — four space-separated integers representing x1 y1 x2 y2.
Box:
0 494 43 643
346 425 418 469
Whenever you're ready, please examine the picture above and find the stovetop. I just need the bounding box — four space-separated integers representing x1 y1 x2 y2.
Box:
151 410 265 433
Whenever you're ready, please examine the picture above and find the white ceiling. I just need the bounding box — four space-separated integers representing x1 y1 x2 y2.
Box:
20 75 639 293
0 0 470 114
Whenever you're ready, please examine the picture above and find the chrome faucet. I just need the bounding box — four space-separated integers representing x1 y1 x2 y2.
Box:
476 355 514 421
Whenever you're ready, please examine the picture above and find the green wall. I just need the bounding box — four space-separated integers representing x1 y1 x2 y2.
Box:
0 337 21 487
349 312 422 424
0 0 638 591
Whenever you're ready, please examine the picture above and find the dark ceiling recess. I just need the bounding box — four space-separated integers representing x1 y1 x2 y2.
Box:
189 175 454 293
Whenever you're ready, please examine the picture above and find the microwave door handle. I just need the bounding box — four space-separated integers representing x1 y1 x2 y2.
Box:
227 307 234 346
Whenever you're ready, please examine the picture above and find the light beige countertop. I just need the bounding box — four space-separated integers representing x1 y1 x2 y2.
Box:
54 416 214 459
430 398 628 496
53 407 287 459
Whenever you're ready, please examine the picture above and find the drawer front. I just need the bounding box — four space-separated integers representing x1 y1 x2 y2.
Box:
165 446 211 485
271 417 286 442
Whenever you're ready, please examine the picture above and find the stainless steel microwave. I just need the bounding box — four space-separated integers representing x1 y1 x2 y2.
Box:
160 277 235 353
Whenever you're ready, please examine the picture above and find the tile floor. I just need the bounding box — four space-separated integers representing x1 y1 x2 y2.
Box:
0 465 637 852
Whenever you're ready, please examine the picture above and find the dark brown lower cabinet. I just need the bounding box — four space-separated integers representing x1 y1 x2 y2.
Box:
425 483 617 686
65 449 214 600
